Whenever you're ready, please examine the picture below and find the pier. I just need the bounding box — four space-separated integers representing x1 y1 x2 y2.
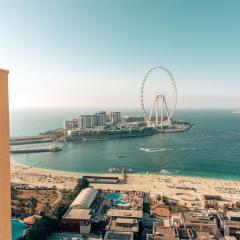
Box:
10 145 62 154
10 135 53 146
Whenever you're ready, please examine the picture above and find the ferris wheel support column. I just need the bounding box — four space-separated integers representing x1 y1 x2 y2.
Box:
148 96 157 126
160 95 163 129
164 96 172 127
156 95 159 125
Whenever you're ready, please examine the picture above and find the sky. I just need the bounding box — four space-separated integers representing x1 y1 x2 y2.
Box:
0 0 240 109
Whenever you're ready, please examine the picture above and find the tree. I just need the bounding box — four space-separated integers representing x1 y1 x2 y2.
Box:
29 197 38 209
21 221 47 240
21 216 59 240
54 203 69 222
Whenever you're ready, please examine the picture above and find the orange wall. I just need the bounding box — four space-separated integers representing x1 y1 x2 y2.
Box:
0 69 11 239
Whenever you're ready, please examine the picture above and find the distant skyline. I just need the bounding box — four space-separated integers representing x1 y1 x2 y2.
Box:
0 0 240 109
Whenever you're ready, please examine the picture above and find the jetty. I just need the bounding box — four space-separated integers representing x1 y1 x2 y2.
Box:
10 135 53 146
10 145 62 154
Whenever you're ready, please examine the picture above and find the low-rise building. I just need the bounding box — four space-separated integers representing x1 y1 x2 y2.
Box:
61 187 98 234
107 209 143 220
106 209 143 238
122 116 144 123
104 231 134 240
226 211 240 222
62 208 92 234
223 220 240 237
106 217 139 234
147 221 178 240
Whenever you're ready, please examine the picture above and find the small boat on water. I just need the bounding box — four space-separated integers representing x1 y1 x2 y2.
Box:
118 155 127 158
108 168 134 173
108 168 123 173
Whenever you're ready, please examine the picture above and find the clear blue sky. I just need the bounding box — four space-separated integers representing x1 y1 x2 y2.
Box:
0 0 239 109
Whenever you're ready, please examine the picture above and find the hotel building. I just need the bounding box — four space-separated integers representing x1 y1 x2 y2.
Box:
78 115 97 129
95 111 107 126
61 187 98 234
63 118 79 130
111 112 121 124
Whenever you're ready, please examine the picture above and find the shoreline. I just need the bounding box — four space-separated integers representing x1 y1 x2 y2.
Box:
11 162 240 206
11 160 240 182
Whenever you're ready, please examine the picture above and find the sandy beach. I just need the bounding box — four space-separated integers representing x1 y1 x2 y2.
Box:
11 162 240 206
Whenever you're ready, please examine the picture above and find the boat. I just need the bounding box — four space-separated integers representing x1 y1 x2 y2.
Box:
108 168 133 173
108 168 126 173
118 155 127 158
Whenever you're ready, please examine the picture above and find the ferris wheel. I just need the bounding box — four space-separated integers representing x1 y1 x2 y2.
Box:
140 66 177 128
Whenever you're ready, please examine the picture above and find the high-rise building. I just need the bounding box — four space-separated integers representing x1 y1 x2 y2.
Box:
96 111 107 126
111 112 121 124
63 118 79 130
106 114 111 123
79 115 97 129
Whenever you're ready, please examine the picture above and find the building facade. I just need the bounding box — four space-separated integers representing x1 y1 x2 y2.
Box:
61 187 98 234
96 111 107 126
111 112 121 124
63 118 79 130
79 115 97 129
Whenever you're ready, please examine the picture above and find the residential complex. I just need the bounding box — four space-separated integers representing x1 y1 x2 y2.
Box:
63 111 121 130
111 112 121 125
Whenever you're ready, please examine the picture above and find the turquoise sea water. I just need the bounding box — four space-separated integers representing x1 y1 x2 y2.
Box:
10 109 240 180
12 219 26 240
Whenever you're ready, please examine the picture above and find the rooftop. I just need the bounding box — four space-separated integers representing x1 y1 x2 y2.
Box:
104 231 134 240
226 211 240 218
70 187 98 209
149 226 177 240
107 209 143 219
196 231 212 240
63 208 91 220
106 217 139 233
115 218 137 224
154 207 170 217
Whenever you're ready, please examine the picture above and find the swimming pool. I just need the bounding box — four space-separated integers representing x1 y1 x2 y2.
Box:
106 193 129 205
12 219 26 240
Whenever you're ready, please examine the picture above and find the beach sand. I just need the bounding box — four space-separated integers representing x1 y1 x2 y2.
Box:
11 163 240 206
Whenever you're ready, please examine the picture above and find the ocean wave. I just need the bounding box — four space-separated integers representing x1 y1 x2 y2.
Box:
159 169 171 175
140 147 199 152
180 147 199 151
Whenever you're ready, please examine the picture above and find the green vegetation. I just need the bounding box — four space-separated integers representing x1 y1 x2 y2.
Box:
20 216 59 240
67 178 89 202
20 178 89 240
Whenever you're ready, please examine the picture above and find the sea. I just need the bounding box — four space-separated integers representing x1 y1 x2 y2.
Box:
10 108 240 180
